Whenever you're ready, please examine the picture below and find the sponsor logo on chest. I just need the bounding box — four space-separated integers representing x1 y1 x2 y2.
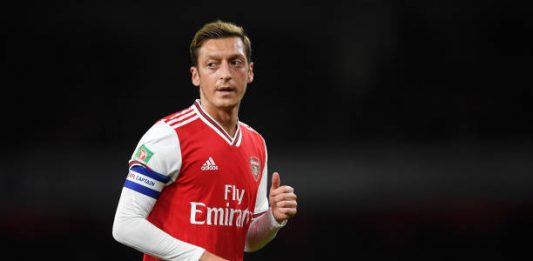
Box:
190 184 252 228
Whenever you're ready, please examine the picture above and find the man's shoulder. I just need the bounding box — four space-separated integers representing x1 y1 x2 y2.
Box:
158 105 199 130
160 105 195 122
240 121 257 132
239 121 265 140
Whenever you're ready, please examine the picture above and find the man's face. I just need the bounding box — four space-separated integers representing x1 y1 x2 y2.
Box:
191 37 254 110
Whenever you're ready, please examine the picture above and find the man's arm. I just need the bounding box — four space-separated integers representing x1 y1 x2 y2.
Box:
112 120 209 260
245 172 297 252
244 207 286 252
112 185 206 260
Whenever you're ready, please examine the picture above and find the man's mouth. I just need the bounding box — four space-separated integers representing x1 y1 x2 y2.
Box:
217 87 235 92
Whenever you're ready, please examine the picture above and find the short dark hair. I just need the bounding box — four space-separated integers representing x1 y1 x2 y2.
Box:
189 20 252 67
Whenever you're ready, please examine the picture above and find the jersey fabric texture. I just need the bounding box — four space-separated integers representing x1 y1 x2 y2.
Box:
125 100 269 261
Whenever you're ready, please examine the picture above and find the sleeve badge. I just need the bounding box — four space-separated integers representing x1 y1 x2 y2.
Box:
135 144 154 164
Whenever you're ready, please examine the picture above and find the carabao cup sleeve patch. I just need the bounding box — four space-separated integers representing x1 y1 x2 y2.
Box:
124 165 170 199
134 144 154 164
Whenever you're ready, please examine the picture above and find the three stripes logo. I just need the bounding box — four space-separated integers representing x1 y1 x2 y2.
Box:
201 157 219 171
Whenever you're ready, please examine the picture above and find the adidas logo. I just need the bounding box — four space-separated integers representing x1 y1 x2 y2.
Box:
201 157 219 171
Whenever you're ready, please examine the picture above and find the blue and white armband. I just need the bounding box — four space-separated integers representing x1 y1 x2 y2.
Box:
123 165 170 199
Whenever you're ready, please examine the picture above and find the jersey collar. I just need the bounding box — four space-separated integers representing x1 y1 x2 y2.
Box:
193 99 242 146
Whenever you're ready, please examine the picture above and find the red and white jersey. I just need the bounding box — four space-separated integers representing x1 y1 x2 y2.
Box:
125 100 269 261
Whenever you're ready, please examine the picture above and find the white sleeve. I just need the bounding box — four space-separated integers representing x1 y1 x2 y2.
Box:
244 207 287 252
113 188 205 260
112 120 205 260
129 121 182 181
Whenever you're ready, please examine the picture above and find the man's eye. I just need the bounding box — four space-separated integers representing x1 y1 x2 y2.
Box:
231 60 243 66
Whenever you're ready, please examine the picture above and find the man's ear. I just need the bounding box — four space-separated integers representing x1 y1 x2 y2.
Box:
191 66 200 86
247 62 254 84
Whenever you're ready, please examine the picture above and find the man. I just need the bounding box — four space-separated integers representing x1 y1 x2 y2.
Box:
112 20 298 261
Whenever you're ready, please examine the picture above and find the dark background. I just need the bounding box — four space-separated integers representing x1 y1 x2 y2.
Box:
2 0 533 260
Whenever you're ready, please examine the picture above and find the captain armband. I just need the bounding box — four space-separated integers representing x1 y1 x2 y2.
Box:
123 165 170 199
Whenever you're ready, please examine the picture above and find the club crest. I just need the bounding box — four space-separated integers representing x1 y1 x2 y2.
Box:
249 156 261 181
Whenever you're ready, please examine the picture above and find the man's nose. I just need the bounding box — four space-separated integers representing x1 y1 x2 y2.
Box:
218 62 232 81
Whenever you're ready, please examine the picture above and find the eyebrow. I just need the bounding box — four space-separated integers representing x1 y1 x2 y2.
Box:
204 54 246 61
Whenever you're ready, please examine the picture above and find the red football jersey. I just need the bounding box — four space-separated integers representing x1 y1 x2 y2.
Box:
128 100 269 261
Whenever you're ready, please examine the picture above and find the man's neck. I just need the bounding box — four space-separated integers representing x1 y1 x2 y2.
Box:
200 100 240 137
